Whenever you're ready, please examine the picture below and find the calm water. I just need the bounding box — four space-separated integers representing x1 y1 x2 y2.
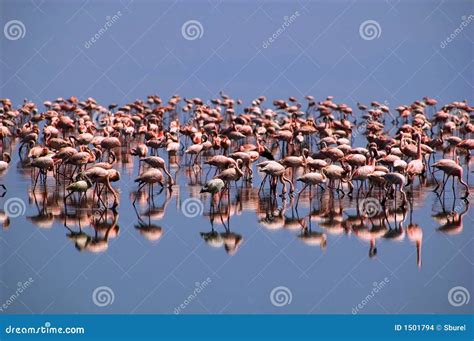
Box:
0 0 473 314
0 127 472 314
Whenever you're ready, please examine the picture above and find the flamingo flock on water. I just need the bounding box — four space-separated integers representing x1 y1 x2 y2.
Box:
0 94 472 257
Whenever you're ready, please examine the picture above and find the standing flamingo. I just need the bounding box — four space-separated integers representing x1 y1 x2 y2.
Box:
406 133 425 187
295 171 326 208
432 157 469 198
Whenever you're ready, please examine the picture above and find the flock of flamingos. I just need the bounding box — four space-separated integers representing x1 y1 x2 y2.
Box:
0 94 472 261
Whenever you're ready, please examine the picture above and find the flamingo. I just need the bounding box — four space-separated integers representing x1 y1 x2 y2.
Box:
140 156 174 186
432 157 469 198
204 155 237 173
31 155 55 190
258 160 294 196
78 167 119 209
134 168 165 204
0 93 470 269
382 172 407 207
65 176 93 202
321 164 350 196
185 135 209 166
215 159 244 188
295 171 326 208
406 133 425 187
200 178 225 197
0 153 11 171
280 148 308 181
350 144 379 194
100 132 121 163
200 179 226 215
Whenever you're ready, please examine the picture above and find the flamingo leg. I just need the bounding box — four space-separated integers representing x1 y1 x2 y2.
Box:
33 170 41 191
296 184 308 209
440 174 451 194
258 174 268 194
400 185 407 206
133 182 146 203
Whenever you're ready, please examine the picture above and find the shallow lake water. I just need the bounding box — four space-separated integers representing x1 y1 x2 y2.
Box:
0 128 472 314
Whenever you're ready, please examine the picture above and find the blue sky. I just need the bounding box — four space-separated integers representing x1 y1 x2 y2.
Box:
1 0 473 108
